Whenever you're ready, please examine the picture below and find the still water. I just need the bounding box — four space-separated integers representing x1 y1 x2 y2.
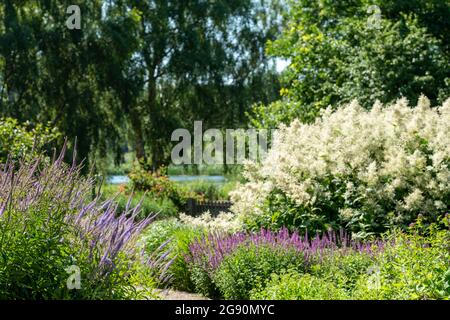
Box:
106 175 226 184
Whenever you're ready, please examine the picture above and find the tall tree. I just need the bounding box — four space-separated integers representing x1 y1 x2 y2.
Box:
250 0 450 127
101 0 282 169
1 1 282 169
0 0 121 168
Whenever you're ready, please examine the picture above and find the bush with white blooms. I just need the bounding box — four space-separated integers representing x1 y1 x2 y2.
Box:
231 96 450 237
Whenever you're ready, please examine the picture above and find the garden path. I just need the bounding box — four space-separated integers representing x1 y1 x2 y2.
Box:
157 289 210 300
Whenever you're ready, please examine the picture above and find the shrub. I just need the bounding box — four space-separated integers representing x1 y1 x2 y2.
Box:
0 149 156 299
129 164 180 201
250 272 349 300
185 228 375 299
0 117 60 163
252 3 450 127
101 184 178 220
179 211 242 233
141 218 205 291
249 219 450 300
213 244 305 299
352 219 450 300
178 181 222 201
309 250 376 294
128 163 199 211
231 97 450 236
177 180 238 201
141 218 184 254
169 226 207 291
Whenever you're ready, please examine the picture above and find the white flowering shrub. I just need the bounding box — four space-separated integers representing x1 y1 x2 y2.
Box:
179 211 242 233
231 96 450 236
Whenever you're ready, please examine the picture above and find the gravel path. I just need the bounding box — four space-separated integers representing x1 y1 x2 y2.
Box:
157 289 210 300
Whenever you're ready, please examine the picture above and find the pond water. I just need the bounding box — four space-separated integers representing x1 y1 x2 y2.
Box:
106 175 226 185
107 175 130 184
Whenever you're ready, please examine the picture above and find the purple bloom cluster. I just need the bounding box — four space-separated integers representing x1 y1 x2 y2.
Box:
0 145 156 279
186 228 384 275
69 196 153 274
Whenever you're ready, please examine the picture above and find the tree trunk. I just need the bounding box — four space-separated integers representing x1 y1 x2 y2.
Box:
147 77 161 171
129 110 146 164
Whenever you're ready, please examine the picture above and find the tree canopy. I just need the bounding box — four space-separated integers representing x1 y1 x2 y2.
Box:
250 0 450 128
0 0 283 169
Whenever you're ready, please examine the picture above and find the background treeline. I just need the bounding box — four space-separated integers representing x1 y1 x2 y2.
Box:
0 0 284 171
249 0 450 128
1 0 449 172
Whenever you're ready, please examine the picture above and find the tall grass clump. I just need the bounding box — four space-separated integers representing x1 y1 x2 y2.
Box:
231 96 450 237
0 147 158 299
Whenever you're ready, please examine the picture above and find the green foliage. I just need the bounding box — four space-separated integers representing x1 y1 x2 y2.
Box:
249 219 450 300
245 190 338 233
249 100 302 130
212 244 305 299
0 206 75 299
0 1 122 169
178 182 222 201
141 218 205 291
250 272 349 300
249 0 450 127
128 163 236 216
218 181 240 200
169 226 207 291
0 156 156 300
142 218 185 254
177 180 238 201
104 163 238 223
372 0 450 53
189 265 221 298
101 184 178 220
0 117 59 163
234 99 450 237
128 164 194 210
309 252 376 294
0 1 282 170
352 220 450 300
